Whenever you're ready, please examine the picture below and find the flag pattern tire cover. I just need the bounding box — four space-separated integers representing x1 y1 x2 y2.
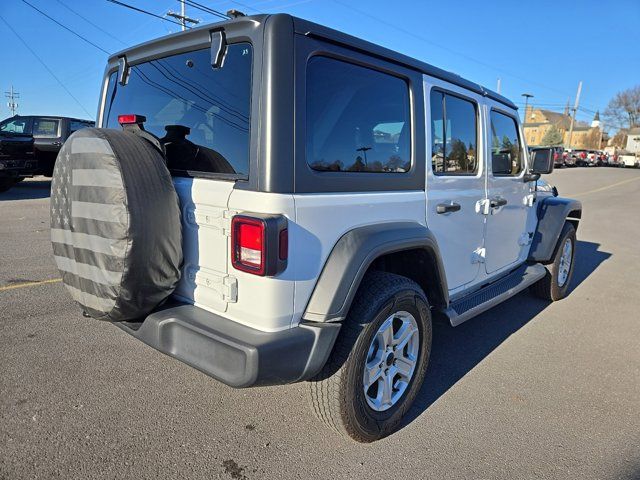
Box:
51 128 182 322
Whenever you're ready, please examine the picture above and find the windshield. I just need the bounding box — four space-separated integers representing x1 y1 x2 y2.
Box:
103 43 252 178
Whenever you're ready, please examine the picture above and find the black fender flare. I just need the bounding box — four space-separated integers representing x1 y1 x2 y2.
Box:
528 196 582 263
302 222 448 322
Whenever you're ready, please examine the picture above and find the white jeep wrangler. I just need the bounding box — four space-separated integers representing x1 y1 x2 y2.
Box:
51 13 582 442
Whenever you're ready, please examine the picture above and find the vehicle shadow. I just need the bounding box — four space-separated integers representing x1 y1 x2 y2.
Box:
0 178 51 201
402 240 611 427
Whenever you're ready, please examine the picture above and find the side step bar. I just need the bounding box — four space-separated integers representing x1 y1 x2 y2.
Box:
443 264 547 327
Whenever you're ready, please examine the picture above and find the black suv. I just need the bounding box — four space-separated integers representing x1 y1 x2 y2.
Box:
0 115 94 192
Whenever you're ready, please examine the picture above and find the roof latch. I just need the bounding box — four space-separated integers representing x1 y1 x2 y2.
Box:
210 30 227 69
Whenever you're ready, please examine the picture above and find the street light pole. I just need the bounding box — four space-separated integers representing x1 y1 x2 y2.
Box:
521 93 534 125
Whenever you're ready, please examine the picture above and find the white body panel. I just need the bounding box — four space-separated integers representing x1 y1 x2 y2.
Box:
292 191 426 325
226 189 296 332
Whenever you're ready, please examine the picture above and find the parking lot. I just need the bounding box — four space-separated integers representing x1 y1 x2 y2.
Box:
1 167 639 479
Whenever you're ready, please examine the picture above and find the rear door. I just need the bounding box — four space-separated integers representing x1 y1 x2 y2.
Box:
101 42 254 313
484 107 533 274
425 81 486 293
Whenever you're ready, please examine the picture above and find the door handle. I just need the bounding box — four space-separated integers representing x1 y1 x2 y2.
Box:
490 198 508 208
436 202 461 214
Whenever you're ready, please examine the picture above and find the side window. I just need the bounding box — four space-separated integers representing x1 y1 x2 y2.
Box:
490 110 524 176
430 90 478 175
306 57 411 173
32 118 60 137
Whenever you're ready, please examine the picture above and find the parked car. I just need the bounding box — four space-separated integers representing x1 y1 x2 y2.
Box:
0 115 94 192
571 149 593 166
562 149 576 167
551 146 565 167
50 13 582 442
619 154 639 168
587 150 607 167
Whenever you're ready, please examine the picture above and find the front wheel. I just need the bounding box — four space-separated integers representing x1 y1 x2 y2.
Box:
309 271 432 442
531 222 576 301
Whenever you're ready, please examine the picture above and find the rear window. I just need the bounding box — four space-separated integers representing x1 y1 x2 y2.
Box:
306 56 411 173
104 43 252 178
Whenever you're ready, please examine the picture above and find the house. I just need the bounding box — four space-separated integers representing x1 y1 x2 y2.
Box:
625 127 640 154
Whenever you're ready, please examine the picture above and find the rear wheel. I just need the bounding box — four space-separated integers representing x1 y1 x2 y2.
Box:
309 271 432 442
531 222 576 301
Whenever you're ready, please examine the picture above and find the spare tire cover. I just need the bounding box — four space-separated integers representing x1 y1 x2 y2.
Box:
50 128 182 321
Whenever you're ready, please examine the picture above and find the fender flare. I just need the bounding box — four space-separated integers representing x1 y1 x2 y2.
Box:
528 196 582 263
302 222 448 322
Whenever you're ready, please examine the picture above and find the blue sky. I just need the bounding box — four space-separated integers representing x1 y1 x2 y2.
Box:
1 0 638 133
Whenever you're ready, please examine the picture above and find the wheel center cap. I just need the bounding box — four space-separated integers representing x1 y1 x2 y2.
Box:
385 352 395 367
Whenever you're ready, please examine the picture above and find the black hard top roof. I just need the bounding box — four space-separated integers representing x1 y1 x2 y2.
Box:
109 13 517 110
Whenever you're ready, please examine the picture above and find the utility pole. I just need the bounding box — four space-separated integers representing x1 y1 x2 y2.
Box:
167 0 199 31
521 93 534 125
566 81 582 149
496 78 501 94
5 85 19 116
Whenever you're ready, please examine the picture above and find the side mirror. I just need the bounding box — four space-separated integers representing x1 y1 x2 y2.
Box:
530 147 555 175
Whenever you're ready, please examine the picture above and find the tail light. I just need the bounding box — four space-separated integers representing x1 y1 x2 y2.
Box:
231 214 288 276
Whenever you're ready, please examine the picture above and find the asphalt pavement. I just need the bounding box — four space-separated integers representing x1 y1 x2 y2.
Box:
1 168 639 480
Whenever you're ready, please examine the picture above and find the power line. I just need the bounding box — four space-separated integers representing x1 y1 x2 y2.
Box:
106 0 191 29
20 0 110 54
182 0 230 20
54 0 127 46
227 0 262 13
0 14 93 117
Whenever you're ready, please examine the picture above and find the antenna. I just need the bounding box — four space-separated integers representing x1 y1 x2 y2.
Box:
5 85 19 116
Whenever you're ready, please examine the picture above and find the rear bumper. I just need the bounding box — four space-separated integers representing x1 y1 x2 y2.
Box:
115 304 341 388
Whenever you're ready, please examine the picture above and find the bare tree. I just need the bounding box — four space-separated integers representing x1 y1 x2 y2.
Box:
604 85 640 129
610 129 628 148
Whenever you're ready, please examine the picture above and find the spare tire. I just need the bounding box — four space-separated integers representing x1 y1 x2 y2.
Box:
50 128 182 322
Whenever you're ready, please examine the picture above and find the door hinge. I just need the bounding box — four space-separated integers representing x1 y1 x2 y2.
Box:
222 275 238 302
187 267 238 303
471 247 486 264
222 209 238 237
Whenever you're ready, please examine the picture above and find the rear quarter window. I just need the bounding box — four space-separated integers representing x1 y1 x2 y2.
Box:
306 56 411 173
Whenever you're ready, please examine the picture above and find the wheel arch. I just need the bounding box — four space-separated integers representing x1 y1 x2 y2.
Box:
528 196 582 263
302 222 449 323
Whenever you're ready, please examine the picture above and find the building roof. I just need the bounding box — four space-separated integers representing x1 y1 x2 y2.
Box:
628 127 640 135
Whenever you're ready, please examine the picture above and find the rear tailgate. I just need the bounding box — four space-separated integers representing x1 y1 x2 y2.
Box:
172 177 236 313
